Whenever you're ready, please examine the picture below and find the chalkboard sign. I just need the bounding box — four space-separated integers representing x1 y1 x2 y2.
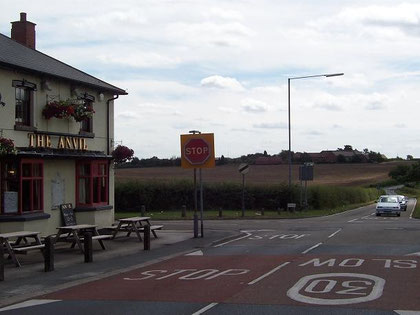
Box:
60 203 77 226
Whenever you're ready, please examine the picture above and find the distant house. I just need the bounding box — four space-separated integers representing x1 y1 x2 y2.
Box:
255 156 283 165
293 149 368 164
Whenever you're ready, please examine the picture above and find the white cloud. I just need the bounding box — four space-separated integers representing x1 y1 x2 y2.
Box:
241 98 269 113
365 102 386 111
200 75 245 91
4 1 420 158
253 122 287 129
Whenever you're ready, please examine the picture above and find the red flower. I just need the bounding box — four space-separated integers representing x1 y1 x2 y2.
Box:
112 145 134 163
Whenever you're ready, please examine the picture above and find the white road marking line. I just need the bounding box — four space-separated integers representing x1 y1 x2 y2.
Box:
410 199 417 219
328 228 342 238
394 310 420 315
186 250 203 256
192 302 218 315
213 232 252 247
405 252 420 256
0 300 60 312
348 218 359 222
326 205 374 217
248 262 290 285
302 242 323 254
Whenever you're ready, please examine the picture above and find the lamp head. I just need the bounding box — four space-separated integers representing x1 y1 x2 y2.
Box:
325 73 344 77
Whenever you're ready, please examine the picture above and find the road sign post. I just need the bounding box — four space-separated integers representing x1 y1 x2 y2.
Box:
181 133 215 238
299 163 314 208
238 163 249 217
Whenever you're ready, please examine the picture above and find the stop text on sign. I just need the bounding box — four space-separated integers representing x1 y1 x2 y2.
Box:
180 133 215 169
184 138 210 164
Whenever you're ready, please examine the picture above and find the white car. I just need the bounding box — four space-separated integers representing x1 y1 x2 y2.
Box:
376 195 401 216
396 195 408 211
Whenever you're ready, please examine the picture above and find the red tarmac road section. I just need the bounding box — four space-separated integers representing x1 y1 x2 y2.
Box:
42 255 420 311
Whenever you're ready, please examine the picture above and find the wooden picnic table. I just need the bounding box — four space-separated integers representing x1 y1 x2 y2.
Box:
0 231 43 267
111 217 163 242
55 224 110 253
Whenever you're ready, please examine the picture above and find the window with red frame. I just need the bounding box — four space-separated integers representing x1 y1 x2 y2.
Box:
76 160 108 206
0 159 43 214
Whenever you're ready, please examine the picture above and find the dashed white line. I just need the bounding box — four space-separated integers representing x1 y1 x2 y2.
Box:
302 242 323 254
192 302 218 315
213 231 252 247
248 262 290 285
348 218 359 223
0 300 59 312
328 228 342 238
394 310 420 315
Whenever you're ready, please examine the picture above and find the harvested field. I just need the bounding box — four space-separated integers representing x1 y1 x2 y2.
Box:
115 161 412 187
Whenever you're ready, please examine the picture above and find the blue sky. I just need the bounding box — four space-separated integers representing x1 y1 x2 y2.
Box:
1 0 420 158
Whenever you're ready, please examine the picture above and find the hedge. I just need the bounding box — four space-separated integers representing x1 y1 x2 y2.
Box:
115 180 380 212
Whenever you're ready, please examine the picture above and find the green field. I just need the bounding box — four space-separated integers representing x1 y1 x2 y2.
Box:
116 161 412 187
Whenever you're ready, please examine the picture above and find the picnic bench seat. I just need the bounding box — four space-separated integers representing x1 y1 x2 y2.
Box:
13 244 45 253
105 224 163 238
77 235 113 241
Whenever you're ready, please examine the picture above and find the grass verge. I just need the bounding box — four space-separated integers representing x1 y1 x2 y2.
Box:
396 186 420 219
115 202 371 220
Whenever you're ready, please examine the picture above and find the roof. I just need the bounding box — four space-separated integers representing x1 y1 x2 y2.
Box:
0 34 127 95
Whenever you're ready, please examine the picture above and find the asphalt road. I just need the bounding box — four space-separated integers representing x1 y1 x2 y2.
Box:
1 200 419 315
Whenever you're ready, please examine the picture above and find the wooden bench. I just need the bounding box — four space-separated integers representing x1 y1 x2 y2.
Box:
106 225 163 238
13 244 45 254
78 235 113 241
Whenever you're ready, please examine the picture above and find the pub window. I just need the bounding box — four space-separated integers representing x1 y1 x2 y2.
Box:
13 79 36 127
0 159 43 215
76 160 108 206
80 93 94 134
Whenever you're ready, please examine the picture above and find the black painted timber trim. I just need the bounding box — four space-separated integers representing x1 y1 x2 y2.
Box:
74 205 113 212
0 213 51 222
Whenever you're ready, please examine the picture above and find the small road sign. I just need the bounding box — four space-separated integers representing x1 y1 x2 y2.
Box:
238 163 249 175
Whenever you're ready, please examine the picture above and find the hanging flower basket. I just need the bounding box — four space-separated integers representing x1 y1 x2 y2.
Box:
42 100 75 120
0 137 17 155
72 103 95 122
112 145 134 164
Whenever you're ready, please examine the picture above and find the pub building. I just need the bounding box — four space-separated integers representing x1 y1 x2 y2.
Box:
0 13 127 235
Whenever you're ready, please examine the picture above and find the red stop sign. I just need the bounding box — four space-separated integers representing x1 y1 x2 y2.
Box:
184 138 210 165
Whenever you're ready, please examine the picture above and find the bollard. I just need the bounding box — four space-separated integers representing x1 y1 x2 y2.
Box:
141 205 146 217
144 225 151 251
44 236 55 272
0 237 4 281
84 232 93 263
219 208 222 218
193 213 199 238
261 208 265 216
181 205 186 218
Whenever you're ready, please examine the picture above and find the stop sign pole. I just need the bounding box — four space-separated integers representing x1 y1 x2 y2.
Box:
181 132 215 238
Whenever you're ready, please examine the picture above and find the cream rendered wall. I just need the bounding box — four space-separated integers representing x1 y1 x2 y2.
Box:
0 67 117 235
0 67 114 152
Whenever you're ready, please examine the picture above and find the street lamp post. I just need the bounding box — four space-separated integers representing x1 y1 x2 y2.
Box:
287 73 343 193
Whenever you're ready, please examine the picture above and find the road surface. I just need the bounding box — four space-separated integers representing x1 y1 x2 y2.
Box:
1 200 419 314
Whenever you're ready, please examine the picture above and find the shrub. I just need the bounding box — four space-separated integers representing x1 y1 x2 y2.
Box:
115 180 379 212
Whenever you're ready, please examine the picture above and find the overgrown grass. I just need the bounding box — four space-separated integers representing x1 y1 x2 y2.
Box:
396 186 420 219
